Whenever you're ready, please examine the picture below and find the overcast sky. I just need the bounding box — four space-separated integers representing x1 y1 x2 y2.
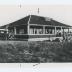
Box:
0 5 72 26
0 0 72 5
0 0 72 26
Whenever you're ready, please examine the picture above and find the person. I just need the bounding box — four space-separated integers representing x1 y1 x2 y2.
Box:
8 31 14 40
56 30 61 37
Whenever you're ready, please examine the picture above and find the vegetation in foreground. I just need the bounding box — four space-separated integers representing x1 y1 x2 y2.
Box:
0 41 72 63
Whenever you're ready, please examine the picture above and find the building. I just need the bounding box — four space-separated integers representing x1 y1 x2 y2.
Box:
0 15 72 41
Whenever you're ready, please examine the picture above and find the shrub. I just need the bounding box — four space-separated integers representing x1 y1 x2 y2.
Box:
52 38 60 42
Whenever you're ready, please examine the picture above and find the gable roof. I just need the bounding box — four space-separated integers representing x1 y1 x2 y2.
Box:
0 15 71 29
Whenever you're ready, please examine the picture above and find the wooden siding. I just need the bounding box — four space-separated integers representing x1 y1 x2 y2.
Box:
28 34 56 38
14 34 29 40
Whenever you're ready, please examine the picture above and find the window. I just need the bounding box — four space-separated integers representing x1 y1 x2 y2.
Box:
30 26 43 34
16 25 27 34
17 28 26 34
30 28 34 34
56 27 62 37
45 26 55 34
19 29 24 34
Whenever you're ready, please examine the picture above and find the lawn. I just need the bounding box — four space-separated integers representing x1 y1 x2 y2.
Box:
0 40 72 63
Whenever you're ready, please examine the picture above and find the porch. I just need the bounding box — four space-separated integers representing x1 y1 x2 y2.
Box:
7 24 72 41
29 24 72 37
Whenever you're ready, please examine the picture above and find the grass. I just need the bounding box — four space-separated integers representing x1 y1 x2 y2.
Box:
0 40 72 63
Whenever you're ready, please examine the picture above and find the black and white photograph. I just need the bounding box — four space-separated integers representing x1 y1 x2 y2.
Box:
0 3 72 63
0 5 72 63
0 0 72 72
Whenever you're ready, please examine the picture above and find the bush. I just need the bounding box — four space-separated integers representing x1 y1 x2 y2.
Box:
52 38 60 42
0 41 72 62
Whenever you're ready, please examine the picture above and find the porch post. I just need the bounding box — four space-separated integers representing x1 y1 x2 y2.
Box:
61 26 63 36
28 24 30 34
55 26 56 35
27 15 31 35
63 28 65 39
68 28 69 33
61 27 62 32
63 28 64 34
43 26 45 34
14 27 16 35
6 25 9 34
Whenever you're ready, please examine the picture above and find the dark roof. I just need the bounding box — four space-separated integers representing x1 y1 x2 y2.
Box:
0 15 30 29
29 15 71 27
9 15 30 27
51 20 70 27
0 25 7 29
0 15 71 29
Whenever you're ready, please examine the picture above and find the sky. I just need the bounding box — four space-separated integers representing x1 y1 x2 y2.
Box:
0 0 72 26
0 0 72 5
0 5 72 26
